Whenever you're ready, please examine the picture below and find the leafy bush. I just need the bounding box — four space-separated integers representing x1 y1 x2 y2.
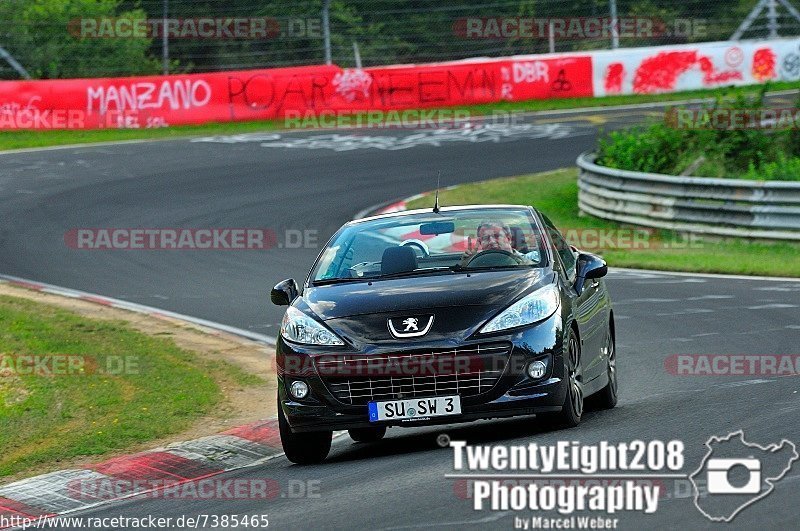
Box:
0 0 161 79
597 85 800 181
743 153 800 181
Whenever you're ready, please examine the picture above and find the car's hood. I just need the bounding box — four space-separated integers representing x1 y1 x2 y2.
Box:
299 268 550 320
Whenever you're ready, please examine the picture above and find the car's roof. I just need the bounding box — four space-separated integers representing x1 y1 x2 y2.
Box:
351 204 535 225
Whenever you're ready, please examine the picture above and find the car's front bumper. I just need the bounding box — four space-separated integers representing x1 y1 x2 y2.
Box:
277 312 567 433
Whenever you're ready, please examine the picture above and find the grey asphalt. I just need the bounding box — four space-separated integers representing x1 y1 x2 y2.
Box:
0 119 602 334
1 101 799 529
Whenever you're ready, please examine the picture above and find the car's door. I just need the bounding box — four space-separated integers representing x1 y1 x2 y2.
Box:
540 213 608 383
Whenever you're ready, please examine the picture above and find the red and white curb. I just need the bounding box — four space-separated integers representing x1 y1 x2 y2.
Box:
0 419 286 527
354 185 461 220
353 193 424 220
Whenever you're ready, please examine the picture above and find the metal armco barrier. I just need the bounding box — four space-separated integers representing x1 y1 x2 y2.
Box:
576 152 800 241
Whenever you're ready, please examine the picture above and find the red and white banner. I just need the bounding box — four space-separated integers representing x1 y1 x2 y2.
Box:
1 38 799 130
593 38 800 96
0 57 592 129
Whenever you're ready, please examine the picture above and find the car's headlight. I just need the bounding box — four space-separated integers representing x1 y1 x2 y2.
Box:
480 285 560 334
281 306 344 346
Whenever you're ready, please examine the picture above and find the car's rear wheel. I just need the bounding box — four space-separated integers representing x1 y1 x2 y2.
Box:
278 398 332 465
348 426 387 443
595 327 618 409
543 331 583 428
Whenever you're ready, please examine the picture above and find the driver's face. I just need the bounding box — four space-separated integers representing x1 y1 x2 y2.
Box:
477 224 512 251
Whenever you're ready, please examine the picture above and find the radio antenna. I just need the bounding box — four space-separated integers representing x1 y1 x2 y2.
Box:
433 171 441 214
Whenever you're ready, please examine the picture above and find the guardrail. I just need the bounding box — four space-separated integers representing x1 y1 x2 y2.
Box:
576 152 800 241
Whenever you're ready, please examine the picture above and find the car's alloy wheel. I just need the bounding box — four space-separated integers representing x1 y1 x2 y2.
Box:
566 334 584 421
278 397 332 465
596 328 618 409
543 332 583 428
348 426 387 443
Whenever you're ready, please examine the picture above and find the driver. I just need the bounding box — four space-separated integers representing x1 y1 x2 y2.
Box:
460 220 534 267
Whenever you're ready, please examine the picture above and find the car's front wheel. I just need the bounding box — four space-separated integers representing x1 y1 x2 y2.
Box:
542 331 583 428
278 399 332 465
349 426 387 443
595 327 618 409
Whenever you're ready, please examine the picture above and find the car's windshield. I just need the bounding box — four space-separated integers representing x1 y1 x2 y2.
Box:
312 208 546 283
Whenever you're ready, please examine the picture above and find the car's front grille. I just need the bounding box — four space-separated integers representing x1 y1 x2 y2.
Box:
315 343 512 405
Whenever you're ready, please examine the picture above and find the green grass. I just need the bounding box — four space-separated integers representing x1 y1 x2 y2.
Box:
2 81 800 151
405 168 800 277
0 296 262 478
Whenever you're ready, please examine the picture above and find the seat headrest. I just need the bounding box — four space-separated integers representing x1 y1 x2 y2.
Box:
381 246 418 275
510 226 529 253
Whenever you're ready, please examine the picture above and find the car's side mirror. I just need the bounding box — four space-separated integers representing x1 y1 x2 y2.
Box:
574 253 607 295
271 279 299 306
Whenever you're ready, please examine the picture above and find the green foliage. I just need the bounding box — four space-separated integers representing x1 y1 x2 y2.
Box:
597 122 686 173
597 85 800 181
743 153 800 181
0 0 160 79
2 0 776 78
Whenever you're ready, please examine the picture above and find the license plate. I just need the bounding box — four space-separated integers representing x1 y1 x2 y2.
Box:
368 395 461 422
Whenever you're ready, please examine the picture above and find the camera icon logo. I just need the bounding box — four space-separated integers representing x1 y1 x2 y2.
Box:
706 457 761 494
690 430 798 522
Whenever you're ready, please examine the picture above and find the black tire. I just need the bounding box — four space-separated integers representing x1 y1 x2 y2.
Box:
595 326 618 409
278 400 332 465
542 331 583 428
348 426 387 443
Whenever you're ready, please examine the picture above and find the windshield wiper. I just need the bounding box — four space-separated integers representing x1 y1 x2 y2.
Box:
313 267 451 284
450 264 531 272
377 267 454 280
312 277 366 286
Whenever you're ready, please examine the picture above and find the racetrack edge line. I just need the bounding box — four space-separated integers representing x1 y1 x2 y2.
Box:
0 273 277 345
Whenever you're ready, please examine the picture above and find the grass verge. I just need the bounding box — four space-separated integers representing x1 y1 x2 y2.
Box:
2 82 799 151
404 168 800 278
0 294 264 479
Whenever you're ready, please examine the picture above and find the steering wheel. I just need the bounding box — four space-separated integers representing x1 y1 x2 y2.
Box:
400 238 430 258
464 249 521 268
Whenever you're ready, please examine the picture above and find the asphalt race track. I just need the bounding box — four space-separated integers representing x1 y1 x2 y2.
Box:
0 104 661 333
2 101 799 529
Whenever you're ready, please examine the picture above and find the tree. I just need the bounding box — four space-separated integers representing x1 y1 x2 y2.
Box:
0 0 160 79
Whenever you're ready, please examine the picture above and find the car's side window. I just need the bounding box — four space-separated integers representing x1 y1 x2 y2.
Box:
540 213 577 280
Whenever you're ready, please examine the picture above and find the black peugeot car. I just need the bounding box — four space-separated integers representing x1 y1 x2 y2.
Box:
271 205 616 464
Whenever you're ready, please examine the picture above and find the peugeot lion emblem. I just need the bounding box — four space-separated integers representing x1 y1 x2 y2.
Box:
388 315 434 338
402 318 419 332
